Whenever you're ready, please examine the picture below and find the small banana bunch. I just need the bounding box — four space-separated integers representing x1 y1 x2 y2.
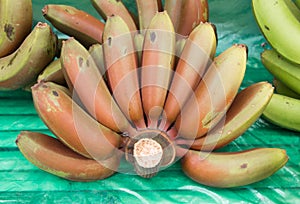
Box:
252 0 300 132
0 0 57 90
14 0 288 188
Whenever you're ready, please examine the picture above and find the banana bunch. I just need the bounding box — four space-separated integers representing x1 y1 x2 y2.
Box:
15 0 288 188
0 0 57 90
252 0 300 132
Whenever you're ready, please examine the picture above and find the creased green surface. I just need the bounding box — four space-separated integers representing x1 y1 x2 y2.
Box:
0 0 300 203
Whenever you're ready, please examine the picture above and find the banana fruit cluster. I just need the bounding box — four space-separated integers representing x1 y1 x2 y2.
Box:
252 0 300 132
0 0 57 90
12 0 288 188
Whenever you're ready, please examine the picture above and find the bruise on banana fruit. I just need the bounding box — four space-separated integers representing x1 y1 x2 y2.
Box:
0 0 32 57
13 0 288 188
0 22 57 90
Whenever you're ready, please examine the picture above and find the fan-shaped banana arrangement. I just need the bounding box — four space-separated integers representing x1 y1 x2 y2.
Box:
10 0 288 188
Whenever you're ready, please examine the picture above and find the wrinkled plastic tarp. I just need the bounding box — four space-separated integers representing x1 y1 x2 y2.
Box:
0 0 300 203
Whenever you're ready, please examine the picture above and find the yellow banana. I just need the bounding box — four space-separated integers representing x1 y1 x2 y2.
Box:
0 22 57 90
181 147 288 188
16 131 120 181
0 0 32 57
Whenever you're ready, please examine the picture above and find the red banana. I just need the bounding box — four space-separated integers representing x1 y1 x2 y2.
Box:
32 81 121 160
42 4 105 47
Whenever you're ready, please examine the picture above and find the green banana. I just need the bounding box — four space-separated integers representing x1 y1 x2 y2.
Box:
295 0 300 9
261 49 300 95
16 131 120 181
183 81 274 151
262 93 300 132
284 0 300 20
252 0 300 64
273 78 300 99
181 148 288 188
37 58 65 85
0 0 32 57
0 22 57 90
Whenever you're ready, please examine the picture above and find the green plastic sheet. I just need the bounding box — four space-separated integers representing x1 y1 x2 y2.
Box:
0 0 300 203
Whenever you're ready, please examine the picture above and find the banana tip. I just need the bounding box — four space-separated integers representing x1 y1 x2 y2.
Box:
36 22 48 28
15 131 27 145
42 5 48 15
31 81 45 91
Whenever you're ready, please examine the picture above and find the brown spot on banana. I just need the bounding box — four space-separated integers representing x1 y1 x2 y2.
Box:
240 163 248 169
52 90 59 97
0 23 57 90
181 148 288 188
4 24 14 41
0 0 33 57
